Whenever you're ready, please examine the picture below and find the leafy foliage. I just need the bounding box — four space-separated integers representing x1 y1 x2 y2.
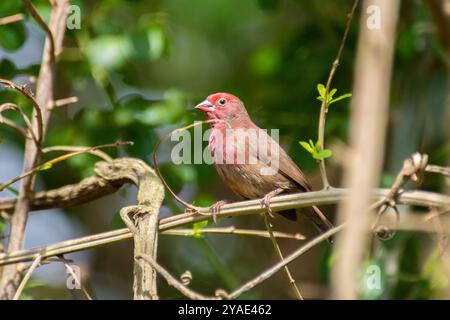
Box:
299 139 332 160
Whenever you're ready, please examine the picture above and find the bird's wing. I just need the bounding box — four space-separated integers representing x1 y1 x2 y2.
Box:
246 127 312 191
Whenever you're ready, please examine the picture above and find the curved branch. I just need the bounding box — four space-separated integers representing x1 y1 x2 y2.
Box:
0 80 43 143
22 0 56 62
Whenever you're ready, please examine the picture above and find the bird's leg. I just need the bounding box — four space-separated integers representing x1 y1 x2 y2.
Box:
209 200 229 223
261 188 285 218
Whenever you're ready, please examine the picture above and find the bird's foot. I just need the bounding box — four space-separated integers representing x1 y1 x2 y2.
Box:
261 188 284 218
209 200 229 223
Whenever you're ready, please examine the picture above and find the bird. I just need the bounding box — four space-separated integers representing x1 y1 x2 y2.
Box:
194 92 334 239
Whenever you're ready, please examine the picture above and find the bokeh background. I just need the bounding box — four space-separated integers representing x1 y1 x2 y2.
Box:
1 0 449 299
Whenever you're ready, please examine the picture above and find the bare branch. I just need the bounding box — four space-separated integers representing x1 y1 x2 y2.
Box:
137 254 218 300
21 0 56 62
0 0 70 299
317 0 360 189
0 141 132 193
263 214 303 300
0 13 24 26
13 254 42 300
1 188 449 266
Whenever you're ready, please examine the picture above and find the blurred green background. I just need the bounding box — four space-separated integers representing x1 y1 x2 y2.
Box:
1 0 449 299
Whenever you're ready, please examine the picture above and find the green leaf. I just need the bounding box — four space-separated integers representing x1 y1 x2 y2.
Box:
313 149 332 160
36 162 53 171
330 93 352 105
299 141 313 154
193 220 208 238
317 83 326 98
329 88 337 99
315 140 321 150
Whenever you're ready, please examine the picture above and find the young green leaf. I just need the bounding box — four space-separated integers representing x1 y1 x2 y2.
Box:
36 162 53 171
329 88 337 99
299 141 314 154
313 149 333 160
317 83 326 98
329 93 352 105
193 220 208 238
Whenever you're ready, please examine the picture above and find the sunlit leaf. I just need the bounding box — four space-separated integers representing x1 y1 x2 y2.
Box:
330 93 352 105
36 162 53 171
313 149 332 160
317 83 326 98
193 220 208 238
299 141 313 154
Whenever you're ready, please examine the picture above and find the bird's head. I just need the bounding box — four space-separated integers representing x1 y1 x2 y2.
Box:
194 93 248 121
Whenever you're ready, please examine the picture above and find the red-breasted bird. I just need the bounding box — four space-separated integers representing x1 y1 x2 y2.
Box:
195 92 334 238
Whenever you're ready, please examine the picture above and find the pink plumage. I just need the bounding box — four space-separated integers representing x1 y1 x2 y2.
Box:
195 92 333 237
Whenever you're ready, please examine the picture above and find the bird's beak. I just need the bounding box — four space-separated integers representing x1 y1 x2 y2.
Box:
194 100 215 112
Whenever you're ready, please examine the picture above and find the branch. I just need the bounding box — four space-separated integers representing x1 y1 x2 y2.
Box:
317 0 360 189
22 0 56 62
226 224 345 299
137 254 218 300
263 214 303 299
1 188 450 266
0 141 132 193
0 80 43 142
117 161 165 300
0 103 40 147
0 13 24 26
0 0 70 300
13 254 41 300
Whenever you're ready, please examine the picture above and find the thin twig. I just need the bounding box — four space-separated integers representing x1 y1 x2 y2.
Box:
263 214 303 300
0 79 43 142
0 141 132 192
42 145 113 162
1 0 70 300
0 116 29 140
227 224 345 299
13 254 42 300
22 0 56 62
0 13 24 26
424 207 450 221
426 164 450 177
50 96 79 110
317 0 359 189
166 227 305 240
137 254 218 300
0 102 40 147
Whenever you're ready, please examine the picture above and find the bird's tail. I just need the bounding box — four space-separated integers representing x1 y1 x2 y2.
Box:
300 206 334 243
280 206 334 243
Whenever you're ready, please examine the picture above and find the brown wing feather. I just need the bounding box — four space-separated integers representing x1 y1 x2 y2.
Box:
246 127 311 191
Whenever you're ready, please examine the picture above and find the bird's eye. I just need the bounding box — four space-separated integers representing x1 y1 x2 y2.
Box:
218 98 226 105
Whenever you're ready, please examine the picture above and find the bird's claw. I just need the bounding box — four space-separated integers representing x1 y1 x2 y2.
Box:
209 200 228 223
261 188 284 218
261 195 275 218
